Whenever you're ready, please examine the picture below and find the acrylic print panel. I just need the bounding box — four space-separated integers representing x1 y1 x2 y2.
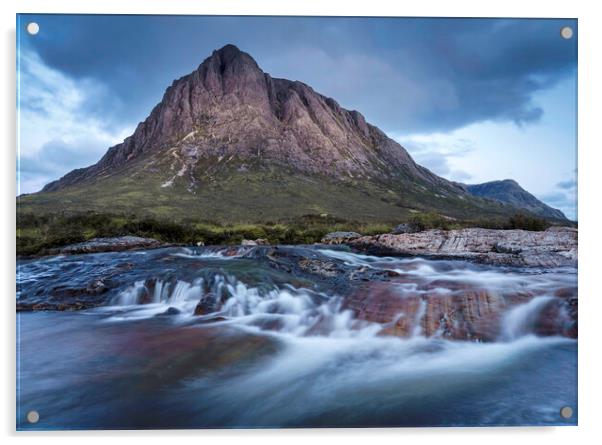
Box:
16 14 578 430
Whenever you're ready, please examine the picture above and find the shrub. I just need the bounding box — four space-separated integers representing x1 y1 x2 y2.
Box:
506 214 550 231
407 212 451 231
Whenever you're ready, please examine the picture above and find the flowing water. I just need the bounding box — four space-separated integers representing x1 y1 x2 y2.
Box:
16 246 577 429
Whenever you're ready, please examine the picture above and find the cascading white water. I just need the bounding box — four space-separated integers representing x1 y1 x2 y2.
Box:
411 299 427 337
500 296 556 341
107 278 205 320
103 248 575 342
108 273 381 337
218 282 380 338
171 246 250 259
116 281 145 305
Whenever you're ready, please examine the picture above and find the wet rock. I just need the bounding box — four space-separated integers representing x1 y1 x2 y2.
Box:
345 282 507 341
194 292 221 316
17 273 119 311
156 307 181 317
321 231 362 245
17 298 102 312
345 275 578 341
241 238 269 246
532 299 576 338
298 258 340 277
85 279 109 295
222 247 245 257
138 278 159 304
197 315 228 324
350 227 577 267
54 236 165 255
391 223 418 234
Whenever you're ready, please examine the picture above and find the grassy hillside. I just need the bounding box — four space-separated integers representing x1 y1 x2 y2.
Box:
19 161 522 224
18 162 566 256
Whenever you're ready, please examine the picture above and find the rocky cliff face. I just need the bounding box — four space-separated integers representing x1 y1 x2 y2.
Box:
43 44 447 193
29 44 563 224
463 179 567 221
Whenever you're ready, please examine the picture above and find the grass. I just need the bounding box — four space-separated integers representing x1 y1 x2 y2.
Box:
18 159 532 225
17 159 569 256
16 210 557 257
403 211 553 232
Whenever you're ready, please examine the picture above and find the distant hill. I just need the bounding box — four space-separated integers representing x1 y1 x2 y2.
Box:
463 179 567 221
18 44 562 224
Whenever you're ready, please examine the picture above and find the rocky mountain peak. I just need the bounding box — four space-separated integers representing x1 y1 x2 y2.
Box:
21 45 564 222
465 179 567 220
43 44 443 192
34 45 566 224
204 44 260 71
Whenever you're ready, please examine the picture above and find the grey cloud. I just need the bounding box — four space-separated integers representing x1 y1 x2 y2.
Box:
21 15 577 134
19 139 108 192
557 178 577 190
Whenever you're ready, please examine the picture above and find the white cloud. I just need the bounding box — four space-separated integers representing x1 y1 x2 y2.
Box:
17 50 133 194
390 131 474 182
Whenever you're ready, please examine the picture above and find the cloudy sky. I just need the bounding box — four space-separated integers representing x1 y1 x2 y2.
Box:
17 15 577 219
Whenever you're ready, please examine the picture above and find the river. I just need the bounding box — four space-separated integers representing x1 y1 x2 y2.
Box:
16 245 577 429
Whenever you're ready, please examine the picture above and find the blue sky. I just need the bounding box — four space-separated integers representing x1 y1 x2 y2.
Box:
17 15 577 219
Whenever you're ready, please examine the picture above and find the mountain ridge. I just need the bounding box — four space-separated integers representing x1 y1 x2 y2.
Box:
24 44 566 224
43 44 444 193
462 179 566 220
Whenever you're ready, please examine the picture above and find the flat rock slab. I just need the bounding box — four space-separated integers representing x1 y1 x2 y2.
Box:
54 236 165 255
349 227 577 268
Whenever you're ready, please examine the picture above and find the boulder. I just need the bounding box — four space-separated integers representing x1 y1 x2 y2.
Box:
391 223 417 234
194 292 223 315
155 307 181 317
54 236 165 255
241 238 269 246
321 231 362 245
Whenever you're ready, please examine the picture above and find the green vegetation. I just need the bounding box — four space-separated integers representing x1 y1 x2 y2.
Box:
16 210 557 257
17 159 537 226
405 211 552 232
16 212 394 256
17 159 567 256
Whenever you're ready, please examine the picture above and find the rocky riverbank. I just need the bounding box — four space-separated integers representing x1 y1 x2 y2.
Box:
322 227 577 268
49 236 167 255
17 243 577 342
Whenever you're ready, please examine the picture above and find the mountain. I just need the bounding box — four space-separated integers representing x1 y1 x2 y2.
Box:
463 180 566 220
19 44 559 224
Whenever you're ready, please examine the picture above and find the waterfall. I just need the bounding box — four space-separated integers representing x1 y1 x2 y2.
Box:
117 281 145 305
411 299 427 337
501 296 555 341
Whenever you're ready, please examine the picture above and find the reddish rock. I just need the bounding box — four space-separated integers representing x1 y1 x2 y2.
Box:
42 45 455 199
344 277 577 341
350 227 577 268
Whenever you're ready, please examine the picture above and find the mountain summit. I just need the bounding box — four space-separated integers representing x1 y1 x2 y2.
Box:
25 45 564 223
463 180 566 220
43 44 440 192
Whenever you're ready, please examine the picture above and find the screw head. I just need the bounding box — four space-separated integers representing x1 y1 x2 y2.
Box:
560 406 573 419
26 410 39 424
26 22 39 35
560 26 573 40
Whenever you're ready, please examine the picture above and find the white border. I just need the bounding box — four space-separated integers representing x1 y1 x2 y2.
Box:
3 0 601 443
